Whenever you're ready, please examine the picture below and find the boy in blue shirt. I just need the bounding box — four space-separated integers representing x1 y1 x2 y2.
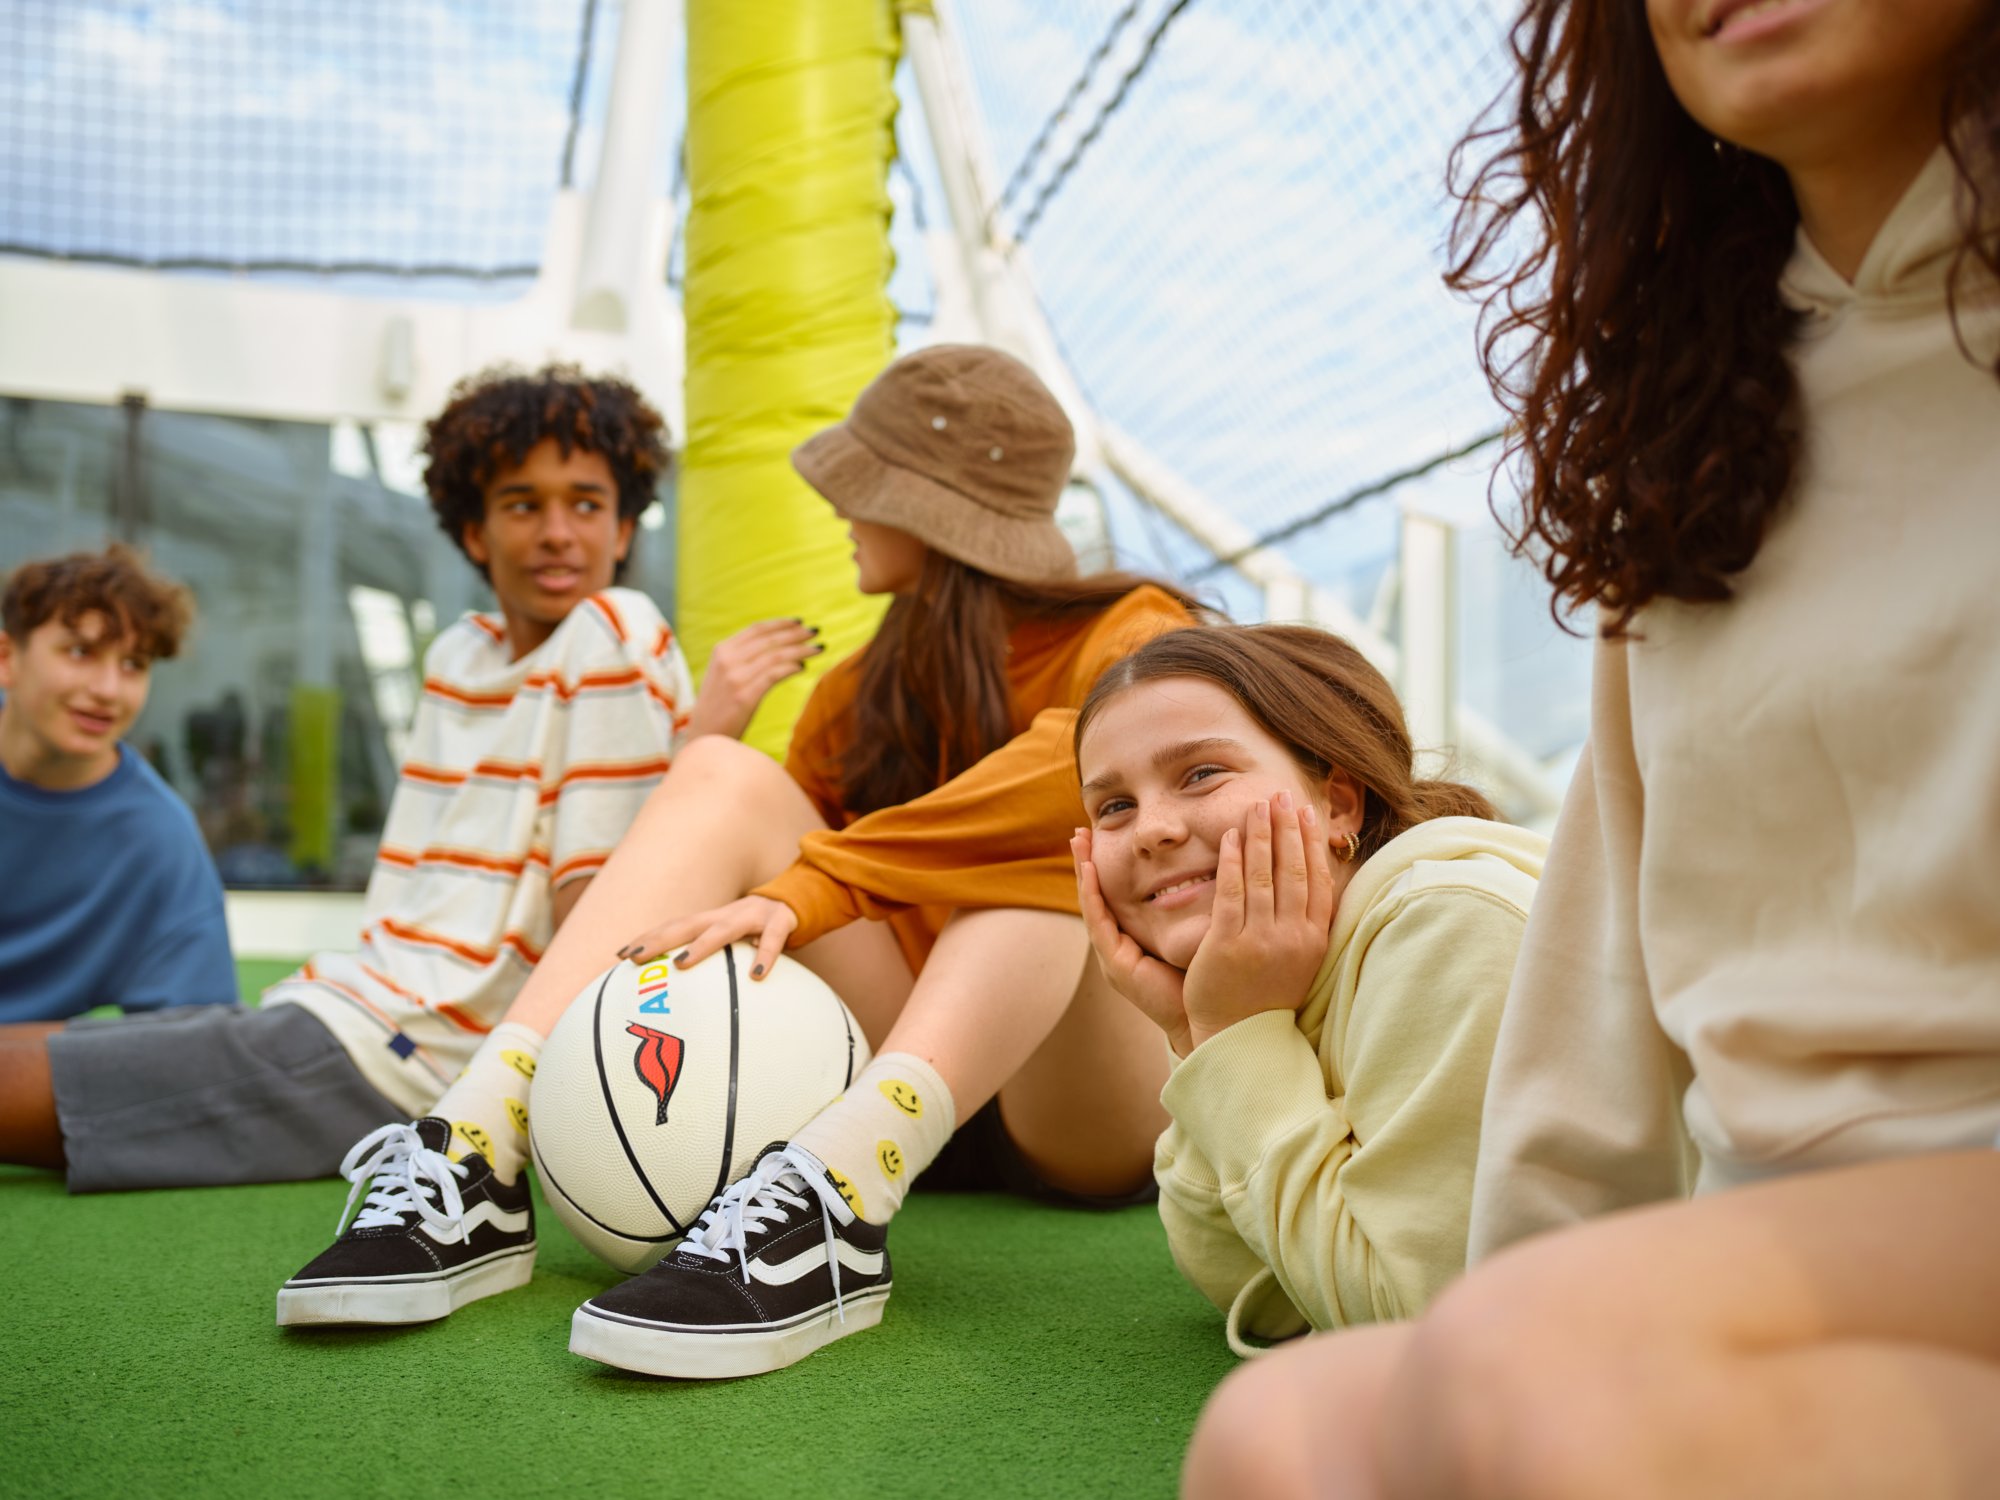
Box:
0 367 815 1204
0 545 235 1025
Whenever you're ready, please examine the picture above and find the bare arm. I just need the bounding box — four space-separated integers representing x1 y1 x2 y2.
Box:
0 1022 67 1169
550 875 591 935
682 619 821 742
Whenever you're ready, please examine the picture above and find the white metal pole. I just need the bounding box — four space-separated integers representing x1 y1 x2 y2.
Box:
901 0 1559 823
572 0 681 333
901 9 991 292
901 1 1104 472
1099 423 1382 646
1398 508 1459 764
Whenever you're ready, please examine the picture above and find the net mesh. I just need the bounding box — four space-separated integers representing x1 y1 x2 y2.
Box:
0 0 1587 764
947 0 1517 608
0 0 608 282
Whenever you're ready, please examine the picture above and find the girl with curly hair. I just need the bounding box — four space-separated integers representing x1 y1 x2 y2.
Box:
1182 0 2000 1494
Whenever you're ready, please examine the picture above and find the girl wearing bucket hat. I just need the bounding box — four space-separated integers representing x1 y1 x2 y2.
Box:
313 344 1207 1369
565 346 1209 1375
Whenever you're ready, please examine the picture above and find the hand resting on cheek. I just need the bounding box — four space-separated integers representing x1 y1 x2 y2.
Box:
1075 788 1338 1056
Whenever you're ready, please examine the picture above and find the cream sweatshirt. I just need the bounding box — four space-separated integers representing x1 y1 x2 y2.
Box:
1155 816 1545 1355
1468 147 2000 1259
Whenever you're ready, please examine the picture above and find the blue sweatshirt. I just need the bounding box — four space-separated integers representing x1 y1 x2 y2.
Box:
0 743 237 1021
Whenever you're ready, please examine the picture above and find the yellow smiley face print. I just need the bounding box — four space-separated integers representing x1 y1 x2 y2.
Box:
451 1121 493 1162
827 1168 865 1219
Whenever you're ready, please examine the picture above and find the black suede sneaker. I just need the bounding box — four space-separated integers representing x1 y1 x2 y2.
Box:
569 1141 891 1379
275 1117 536 1326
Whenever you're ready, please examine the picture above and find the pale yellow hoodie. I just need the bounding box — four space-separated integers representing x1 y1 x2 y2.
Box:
1155 816 1545 1355
1468 147 2000 1259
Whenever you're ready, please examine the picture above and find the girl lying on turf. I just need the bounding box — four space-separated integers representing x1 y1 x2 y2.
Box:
280 344 1206 1377
1070 625 1546 1352
1181 0 2000 1492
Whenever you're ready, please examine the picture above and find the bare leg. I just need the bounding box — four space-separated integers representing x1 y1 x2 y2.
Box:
1181 1152 2000 1500
501 737 913 1041
0 1021 68 1168
998 944 1170 1196
1183 1324 1412 1500
882 910 1170 1197
518 749 1160 1191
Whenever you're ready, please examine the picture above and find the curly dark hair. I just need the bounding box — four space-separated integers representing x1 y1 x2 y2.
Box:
1448 0 2000 637
421 363 672 581
3 543 193 662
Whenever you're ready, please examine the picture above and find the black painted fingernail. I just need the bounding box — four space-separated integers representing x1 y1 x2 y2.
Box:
750 964 766 979
805 625 821 637
808 643 826 655
616 945 637 959
673 949 692 966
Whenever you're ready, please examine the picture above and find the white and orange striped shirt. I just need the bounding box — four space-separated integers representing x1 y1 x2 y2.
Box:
264 588 693 1116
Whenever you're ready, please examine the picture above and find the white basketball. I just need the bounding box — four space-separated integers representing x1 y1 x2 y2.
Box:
528 944 870 1273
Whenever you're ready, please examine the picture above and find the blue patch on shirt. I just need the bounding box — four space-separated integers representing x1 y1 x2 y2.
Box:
387 1033 417 1059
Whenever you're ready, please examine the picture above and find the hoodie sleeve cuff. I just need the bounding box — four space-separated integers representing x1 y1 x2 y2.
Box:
1161 1010 1331 1187
751 862 860 949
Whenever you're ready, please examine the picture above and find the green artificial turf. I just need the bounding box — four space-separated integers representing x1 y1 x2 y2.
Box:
235 957 308 1004
2 964 1239 1499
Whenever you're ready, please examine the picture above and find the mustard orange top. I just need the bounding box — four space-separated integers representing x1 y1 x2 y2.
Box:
755 585 1195 972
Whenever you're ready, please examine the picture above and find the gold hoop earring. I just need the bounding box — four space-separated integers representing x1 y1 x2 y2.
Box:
1340 831 1361 864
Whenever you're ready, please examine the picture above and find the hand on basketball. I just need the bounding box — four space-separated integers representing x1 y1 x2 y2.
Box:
682 618 823 742
618 895 799 983
1179 791 1335 1052
1072 827 1194 1057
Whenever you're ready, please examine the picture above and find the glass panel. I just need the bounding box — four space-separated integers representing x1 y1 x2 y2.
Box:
0 396 677 890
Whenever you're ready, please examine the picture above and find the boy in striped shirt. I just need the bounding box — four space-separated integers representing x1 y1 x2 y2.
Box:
0 366 815 1217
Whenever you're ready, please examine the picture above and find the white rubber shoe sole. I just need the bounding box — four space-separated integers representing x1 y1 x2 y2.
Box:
567 1284 890 1379
275 1244 536 1326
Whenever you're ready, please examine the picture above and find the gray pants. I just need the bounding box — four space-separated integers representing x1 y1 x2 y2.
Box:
49 1004 403 1193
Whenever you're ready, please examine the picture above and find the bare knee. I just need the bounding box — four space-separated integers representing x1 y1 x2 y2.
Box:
1184 1353 1323 1500
1187 1328 1416 1499
1382 1240 1700 1500
666 732 786 789
652 735 811 869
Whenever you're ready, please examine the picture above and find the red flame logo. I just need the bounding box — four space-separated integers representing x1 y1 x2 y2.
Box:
626 1023 685 1126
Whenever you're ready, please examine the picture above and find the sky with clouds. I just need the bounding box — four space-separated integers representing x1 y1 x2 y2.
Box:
0 0 1590 756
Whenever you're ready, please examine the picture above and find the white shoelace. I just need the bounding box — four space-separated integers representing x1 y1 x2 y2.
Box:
680 1145 859 1320
335 1123 471 1242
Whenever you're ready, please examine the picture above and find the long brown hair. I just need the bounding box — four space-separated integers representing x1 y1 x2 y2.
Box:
1074 625 1496 860
834 555 1205 816
1450 0 2000 636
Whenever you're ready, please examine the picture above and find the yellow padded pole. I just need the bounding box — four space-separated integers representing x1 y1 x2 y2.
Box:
679 1 901 756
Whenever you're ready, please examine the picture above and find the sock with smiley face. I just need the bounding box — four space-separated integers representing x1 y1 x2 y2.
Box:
428 1021 543 1186
785 1052 955 1225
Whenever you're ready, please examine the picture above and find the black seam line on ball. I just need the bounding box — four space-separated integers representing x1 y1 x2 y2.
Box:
839 978 857 1091
710 944 743 1208
535 1149 677 1246
591 963 685 1237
